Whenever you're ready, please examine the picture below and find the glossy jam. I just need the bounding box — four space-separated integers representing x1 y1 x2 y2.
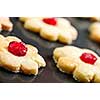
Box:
80 53 97 64
8 41 27 57
43 18 57 26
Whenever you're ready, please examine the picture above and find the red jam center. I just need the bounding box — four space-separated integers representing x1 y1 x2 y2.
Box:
43 18 57 25
80 53 97 65
8 41 27 57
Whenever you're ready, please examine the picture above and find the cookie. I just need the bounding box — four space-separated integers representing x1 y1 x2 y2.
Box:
20 17 78 44
89 22 100 42
82 17 100 21
53 46 100 82
90 17 100 21
0 35 46 75
0 17 13 31
19 17 31 22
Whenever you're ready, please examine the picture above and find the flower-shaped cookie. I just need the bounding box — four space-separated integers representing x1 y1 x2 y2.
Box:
0 17 13 31
0 35 46 75
89 22 100 42
20 17 78 44
53 46 100 82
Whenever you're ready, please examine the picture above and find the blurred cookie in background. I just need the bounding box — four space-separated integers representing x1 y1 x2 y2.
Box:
0 17 13 32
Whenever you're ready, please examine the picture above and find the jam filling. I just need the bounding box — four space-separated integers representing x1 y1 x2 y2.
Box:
80 52 97 65
43 18 57 26
8 41 27 57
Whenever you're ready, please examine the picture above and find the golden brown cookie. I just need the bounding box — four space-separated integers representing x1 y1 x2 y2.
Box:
0 35 46 75
90 17 100 21
53 46 100 82
89 22 100 42
81 17 100 21
19 17 32 22
20 17 78 44
0 17 13 31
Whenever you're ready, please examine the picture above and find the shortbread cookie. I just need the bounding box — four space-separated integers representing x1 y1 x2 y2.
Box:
90 17 100 21
89 22 100 42
20 17 78 44
53 46 100 82
19 17 32 22
82 17 100 21
0 35 46 75
0 17 13 31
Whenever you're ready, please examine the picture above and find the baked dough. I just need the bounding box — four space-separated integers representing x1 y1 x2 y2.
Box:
82 17 100 21
0 35 46 75
91 17 100 21
0 17 13 31
89 22 100 42
19 17 31 22
20 17 78 44
53 46 100 82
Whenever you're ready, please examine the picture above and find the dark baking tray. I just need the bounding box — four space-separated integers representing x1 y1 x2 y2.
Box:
0 17 99 83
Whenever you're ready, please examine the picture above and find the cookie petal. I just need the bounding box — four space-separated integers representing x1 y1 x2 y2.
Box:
73 63 95 82
40 25 59 41
21 58 38 75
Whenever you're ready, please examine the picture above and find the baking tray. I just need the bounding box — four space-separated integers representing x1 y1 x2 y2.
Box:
0 17 99 83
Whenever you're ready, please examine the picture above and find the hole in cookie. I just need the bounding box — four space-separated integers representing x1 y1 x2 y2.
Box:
42 18 57 26
80 52 97 65
8 41 28 57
